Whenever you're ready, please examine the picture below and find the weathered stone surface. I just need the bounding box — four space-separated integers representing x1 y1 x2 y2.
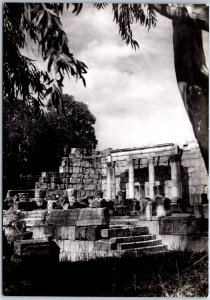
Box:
88 199 100 208
47 209 80 226
156 203 166 217
86 226 101 241
24 218 46 227
26 226 48 240
12 231 33 242
14 219 27 232
21 210 47 219
55 226 76 240
18 210 47 227
3 210 20 226
76 208 109 226
125 199 137 215
113 205 126 216
17 201 36 211
160 217 197 235
101 226 149 239
14 239 51 256
75 226 87 240
35 189 46 199
34 199 47 209
95 240 117 250
194 204 208 219
6 190 34 199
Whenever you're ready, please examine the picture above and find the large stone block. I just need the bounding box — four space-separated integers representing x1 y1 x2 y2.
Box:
55 226 76 240
20 210 47 227
75 226 87 240
17 201 36 211
10 231 33 242
46 209 80 226
160 216 198 235
14 239 51 256
6 189 34 199
3 210 19 226
86 226 101 241
76 208 109 226
21 210 47 219
190 194 201 205
194 204 208 219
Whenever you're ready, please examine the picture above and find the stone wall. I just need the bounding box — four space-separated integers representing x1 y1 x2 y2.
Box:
181 142 208 204
35 149 102 200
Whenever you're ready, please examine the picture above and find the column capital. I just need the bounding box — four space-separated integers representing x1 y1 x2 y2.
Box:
169 154 181 163
106 161 115 168
147 157 155 165
127 158 135 164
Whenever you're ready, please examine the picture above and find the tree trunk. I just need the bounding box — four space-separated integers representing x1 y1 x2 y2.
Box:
173 21 208 171
150 4 209 32
150 4 209 171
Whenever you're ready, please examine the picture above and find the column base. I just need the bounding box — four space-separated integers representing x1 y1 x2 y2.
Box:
170 203 182 213
113 205 126 216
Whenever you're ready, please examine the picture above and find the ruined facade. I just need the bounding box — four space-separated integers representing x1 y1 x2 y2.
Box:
35 141 208 206
3 141 208 262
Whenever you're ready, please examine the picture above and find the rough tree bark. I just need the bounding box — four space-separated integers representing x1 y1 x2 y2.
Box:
150 4 209 171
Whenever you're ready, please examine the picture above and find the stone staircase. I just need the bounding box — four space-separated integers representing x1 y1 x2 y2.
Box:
109 216 139 227
95 217 167 254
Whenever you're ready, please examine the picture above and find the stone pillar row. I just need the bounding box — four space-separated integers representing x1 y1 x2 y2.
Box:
106 155 182 202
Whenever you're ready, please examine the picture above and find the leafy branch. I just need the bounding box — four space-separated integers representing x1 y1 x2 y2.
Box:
94 4 157 50
3 3 86 113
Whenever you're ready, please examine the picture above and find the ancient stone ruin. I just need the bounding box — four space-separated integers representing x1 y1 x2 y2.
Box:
3 142 208 262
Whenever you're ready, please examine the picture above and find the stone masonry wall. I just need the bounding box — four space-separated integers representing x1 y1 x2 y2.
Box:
35 149 102 200
181 142 208 204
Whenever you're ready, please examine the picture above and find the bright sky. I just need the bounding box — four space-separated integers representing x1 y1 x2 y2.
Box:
26 4 209 150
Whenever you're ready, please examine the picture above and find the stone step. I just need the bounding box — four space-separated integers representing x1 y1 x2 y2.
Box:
117 238 162 250
95 239 117 250
14 239 52 256
111 216 139 220
109 218 139 226
101 226 149 239
21 210 47 219
109 234 156 244
123 245 167 254
21 218 45 227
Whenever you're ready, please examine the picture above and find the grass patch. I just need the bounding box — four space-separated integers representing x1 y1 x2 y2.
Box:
3 250 208 296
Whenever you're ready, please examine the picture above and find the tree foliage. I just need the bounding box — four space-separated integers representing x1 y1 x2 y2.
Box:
3 95 97 192
3 3 209 170
3 3 158 111
95 4 157 49
3 3 87 112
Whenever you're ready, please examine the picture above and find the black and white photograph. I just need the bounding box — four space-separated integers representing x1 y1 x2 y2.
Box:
3 3 209 296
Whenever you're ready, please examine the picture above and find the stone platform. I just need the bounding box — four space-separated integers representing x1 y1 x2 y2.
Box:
3 208 208 262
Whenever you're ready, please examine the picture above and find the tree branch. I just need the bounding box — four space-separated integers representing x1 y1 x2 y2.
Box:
150 4 209 32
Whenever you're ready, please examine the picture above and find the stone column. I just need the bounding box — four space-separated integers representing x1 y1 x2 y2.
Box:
128 159 135 198
111 161 116 200
148 158 155 200
106 162 112 200
170 155 182 203
145 201 152 220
